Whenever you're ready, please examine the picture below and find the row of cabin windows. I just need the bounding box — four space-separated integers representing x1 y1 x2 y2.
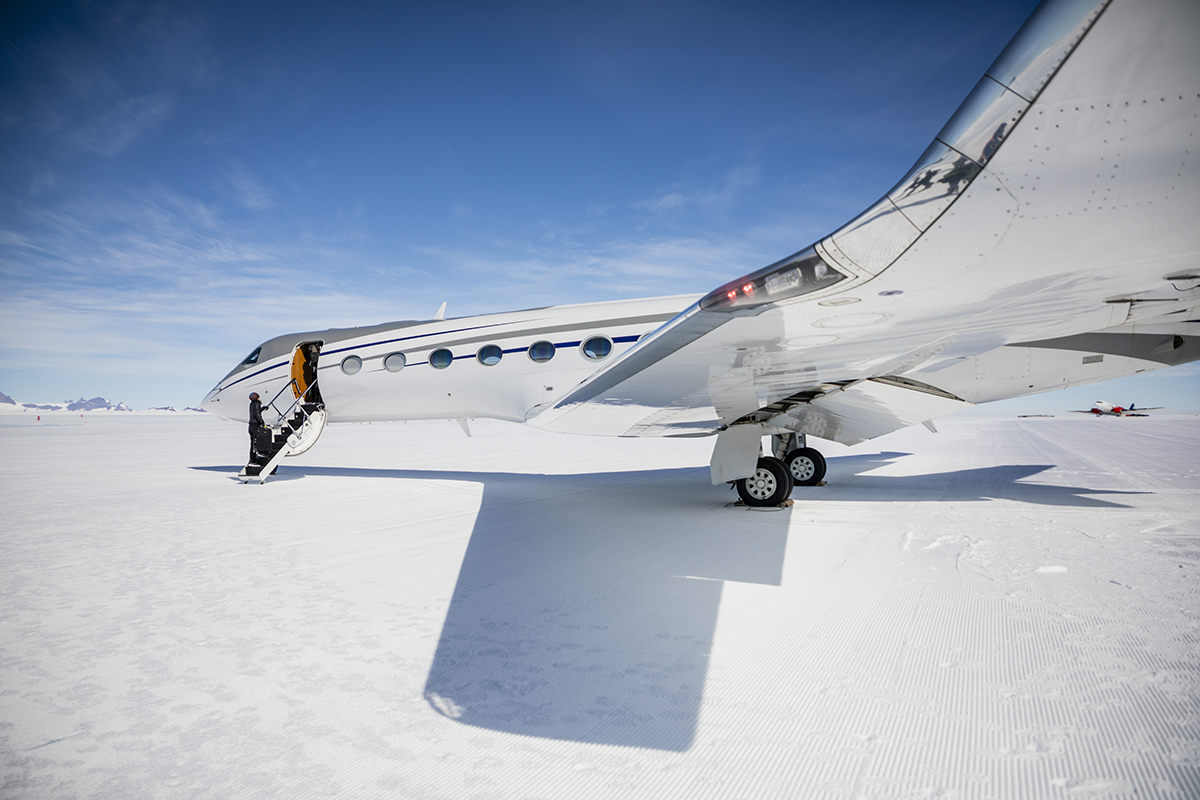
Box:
338 335 615 376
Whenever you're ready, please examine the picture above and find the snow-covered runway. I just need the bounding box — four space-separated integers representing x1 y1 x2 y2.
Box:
2 412 1197 798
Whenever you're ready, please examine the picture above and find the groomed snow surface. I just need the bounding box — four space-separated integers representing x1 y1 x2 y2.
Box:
2 412 1198 799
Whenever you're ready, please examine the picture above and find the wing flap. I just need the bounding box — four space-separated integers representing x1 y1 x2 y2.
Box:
765 379 973 446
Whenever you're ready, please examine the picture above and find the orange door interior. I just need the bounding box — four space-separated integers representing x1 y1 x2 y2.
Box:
289 342 322 400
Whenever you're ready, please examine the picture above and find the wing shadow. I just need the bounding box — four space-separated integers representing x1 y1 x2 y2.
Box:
807 459 1146 508
190 454 1143 750
414 466 787 752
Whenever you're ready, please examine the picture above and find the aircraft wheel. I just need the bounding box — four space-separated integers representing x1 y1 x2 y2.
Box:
736 457 794 507
785 447 826 486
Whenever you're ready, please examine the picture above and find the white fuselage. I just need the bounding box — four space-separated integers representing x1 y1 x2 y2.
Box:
201 295 697 427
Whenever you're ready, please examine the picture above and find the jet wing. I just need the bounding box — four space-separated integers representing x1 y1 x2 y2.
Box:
529 0 1200 444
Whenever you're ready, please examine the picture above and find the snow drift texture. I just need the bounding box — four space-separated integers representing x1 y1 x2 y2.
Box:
1 413 1197 798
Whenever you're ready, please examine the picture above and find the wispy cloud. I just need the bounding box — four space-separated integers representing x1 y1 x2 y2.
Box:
405 223 796 315
67 92 173 157
634 163 760 217
223 161 274 211
0 178 417 407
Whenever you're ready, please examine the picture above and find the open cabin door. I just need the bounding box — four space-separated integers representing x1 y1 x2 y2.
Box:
289 341 324 405
242 341 328 482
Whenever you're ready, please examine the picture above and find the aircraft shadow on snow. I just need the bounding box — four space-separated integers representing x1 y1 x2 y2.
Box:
195 453 1145 751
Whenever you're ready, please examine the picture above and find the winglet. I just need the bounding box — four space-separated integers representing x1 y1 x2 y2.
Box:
434 302 447 321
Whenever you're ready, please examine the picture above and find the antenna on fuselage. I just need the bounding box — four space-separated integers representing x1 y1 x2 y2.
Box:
434 301 447 321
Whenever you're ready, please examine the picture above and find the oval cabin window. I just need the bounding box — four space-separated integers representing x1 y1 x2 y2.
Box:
581 336 612 360
429 349 453 369
340 355 362 375
384 353 406 372
477 345 502 366
528 341 555 363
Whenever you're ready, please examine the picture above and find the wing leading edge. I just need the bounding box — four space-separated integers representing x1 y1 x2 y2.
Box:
529 0 1200 444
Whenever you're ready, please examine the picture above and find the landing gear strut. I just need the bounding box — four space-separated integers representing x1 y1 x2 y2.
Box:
718 429 828 507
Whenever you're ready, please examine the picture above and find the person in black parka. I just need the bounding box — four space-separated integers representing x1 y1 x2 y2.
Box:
248 391 265 464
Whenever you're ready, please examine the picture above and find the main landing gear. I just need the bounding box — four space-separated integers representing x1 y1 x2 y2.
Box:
733 434 828 508
736 457 793 506
785 447 826 486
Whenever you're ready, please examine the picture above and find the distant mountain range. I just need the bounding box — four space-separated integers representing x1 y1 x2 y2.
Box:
0 391 206 413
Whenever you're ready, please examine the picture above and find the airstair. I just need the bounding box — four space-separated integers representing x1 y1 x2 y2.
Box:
240 380 327 484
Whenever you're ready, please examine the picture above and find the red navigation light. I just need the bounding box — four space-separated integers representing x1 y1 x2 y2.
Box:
698 246 847 313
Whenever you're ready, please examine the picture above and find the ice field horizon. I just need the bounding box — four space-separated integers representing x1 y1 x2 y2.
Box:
2 412 1198 798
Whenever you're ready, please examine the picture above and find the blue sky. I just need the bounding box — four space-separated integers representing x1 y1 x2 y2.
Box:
1 0 1195 412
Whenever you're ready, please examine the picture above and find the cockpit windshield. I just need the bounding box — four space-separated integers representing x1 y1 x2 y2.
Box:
240 346 262 366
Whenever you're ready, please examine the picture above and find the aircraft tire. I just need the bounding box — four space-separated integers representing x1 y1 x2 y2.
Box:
785 447 826 486
736 457 793 507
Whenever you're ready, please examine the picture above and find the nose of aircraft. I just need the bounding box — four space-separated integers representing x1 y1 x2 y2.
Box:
200 386 227 419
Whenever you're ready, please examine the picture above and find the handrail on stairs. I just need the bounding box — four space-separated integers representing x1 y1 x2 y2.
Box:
264 379 318 431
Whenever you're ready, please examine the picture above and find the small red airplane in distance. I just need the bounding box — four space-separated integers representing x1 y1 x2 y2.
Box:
1072 401 1165 417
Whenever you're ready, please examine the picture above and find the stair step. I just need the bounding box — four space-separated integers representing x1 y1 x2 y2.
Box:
244 406 326 483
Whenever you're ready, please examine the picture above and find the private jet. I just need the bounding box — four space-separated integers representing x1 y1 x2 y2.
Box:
203 0 1200 502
